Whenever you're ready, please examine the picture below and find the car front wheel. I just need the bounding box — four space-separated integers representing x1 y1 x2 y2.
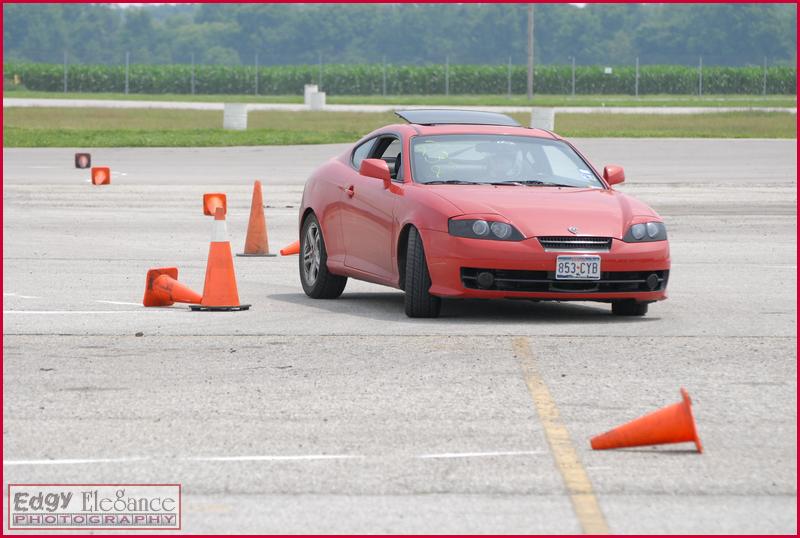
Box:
404 227 441 318
299 213 347 299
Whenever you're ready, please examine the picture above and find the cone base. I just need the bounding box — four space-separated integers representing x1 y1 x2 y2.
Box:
236 253 277 257
189 304 251 311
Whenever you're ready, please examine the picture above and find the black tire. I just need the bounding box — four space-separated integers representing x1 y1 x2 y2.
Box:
404 227 442 318
299 213 347 299
612 300 649 316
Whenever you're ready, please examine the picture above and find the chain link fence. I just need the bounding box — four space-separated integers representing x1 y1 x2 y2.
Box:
4 49 796 96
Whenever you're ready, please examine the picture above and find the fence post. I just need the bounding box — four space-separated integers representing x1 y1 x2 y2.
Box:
507 56 512 98
382 56 387 96
698 56 703 96
445 55 450 96
763 56 767 95
63 51 68 93
125 51 130 95
191 53 195 95
635 56 639 97
526 4 534 100
571 56 576 97
254 52 259 96
318 51 323 90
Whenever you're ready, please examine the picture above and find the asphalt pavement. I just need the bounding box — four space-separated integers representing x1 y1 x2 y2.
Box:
3 138 797 533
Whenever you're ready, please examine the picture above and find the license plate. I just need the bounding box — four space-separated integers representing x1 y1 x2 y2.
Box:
555 256 601 280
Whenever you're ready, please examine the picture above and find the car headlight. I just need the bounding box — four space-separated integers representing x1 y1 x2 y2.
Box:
623 221 667 242
449 219 523 241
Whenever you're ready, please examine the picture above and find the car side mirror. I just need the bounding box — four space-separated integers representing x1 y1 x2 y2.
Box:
603 165 625 186
359 158 392 188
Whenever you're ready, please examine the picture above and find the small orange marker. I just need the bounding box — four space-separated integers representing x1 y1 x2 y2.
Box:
280 240 300 256
203 193 227 216
91 166 110 185
590 388 703 453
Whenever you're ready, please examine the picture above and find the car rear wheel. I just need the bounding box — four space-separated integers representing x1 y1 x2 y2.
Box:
300 213 347 299
404 227 441 318
611 300 648 316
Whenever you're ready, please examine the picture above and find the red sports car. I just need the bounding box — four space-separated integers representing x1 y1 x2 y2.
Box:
298 109 669 318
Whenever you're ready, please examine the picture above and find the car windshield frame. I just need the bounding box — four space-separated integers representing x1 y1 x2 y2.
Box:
409 133 606 189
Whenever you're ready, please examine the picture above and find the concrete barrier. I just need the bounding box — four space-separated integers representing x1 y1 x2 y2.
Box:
223 103 248 130
531 107 556 131
308 91 326 111
304 84 319 106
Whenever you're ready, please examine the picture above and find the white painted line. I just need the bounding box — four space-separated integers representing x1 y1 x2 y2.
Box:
418 450 545 459
96 300 142 306
3 293 41 299
672 263 796 268
187 455 363 462
4 457 148 466
3 310 151 314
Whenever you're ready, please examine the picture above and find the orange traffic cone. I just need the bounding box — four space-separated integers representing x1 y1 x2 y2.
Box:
590 388 703 453
280 240 300 256
190 206 250 311
203 193 227 216
237 180 276 257
92 166 110 185
75 153 91 169
143 267 202 307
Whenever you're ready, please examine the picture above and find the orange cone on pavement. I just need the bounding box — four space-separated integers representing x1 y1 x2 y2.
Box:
280 240 300 256
92 166 110 185
191 205 250 311
237 180 276 257
143 267 202 307
203 193 227 216
590 388 703 453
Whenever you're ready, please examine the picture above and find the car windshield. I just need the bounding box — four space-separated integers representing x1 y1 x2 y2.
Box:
410 134 604 188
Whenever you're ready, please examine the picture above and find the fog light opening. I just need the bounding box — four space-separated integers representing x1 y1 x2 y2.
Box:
476 271 495 289
646 273 660 291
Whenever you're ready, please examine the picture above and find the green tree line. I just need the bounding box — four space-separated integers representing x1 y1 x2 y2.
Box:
3 3 796 67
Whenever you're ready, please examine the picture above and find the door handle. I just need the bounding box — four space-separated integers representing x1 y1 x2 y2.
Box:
344 185 355 198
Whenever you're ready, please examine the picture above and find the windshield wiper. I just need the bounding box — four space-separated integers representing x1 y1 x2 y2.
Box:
422 180 476 185
517 179 579 188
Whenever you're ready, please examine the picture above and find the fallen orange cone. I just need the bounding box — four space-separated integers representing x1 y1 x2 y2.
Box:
280 240 300 256
191 205 250 311
143 267 202 307
590 388 703 453
92 166 110 185
237 180 276 257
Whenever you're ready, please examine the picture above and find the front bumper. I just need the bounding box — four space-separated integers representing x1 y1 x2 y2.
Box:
421 229 670 302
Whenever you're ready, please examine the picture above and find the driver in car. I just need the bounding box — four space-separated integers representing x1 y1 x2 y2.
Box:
485 142 523 181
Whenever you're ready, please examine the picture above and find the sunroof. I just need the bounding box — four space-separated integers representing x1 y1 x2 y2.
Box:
395 109 521 127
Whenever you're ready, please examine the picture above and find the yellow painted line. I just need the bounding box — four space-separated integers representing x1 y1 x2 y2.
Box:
513 336 609 535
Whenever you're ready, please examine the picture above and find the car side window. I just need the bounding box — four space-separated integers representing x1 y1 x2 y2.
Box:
352 138 375 170
373 137 403 181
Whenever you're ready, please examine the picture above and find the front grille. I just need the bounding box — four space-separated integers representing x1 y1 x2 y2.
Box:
461 268 669 293
538 236 612 252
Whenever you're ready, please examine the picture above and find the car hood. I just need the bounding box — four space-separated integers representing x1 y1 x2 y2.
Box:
425 185 658 239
